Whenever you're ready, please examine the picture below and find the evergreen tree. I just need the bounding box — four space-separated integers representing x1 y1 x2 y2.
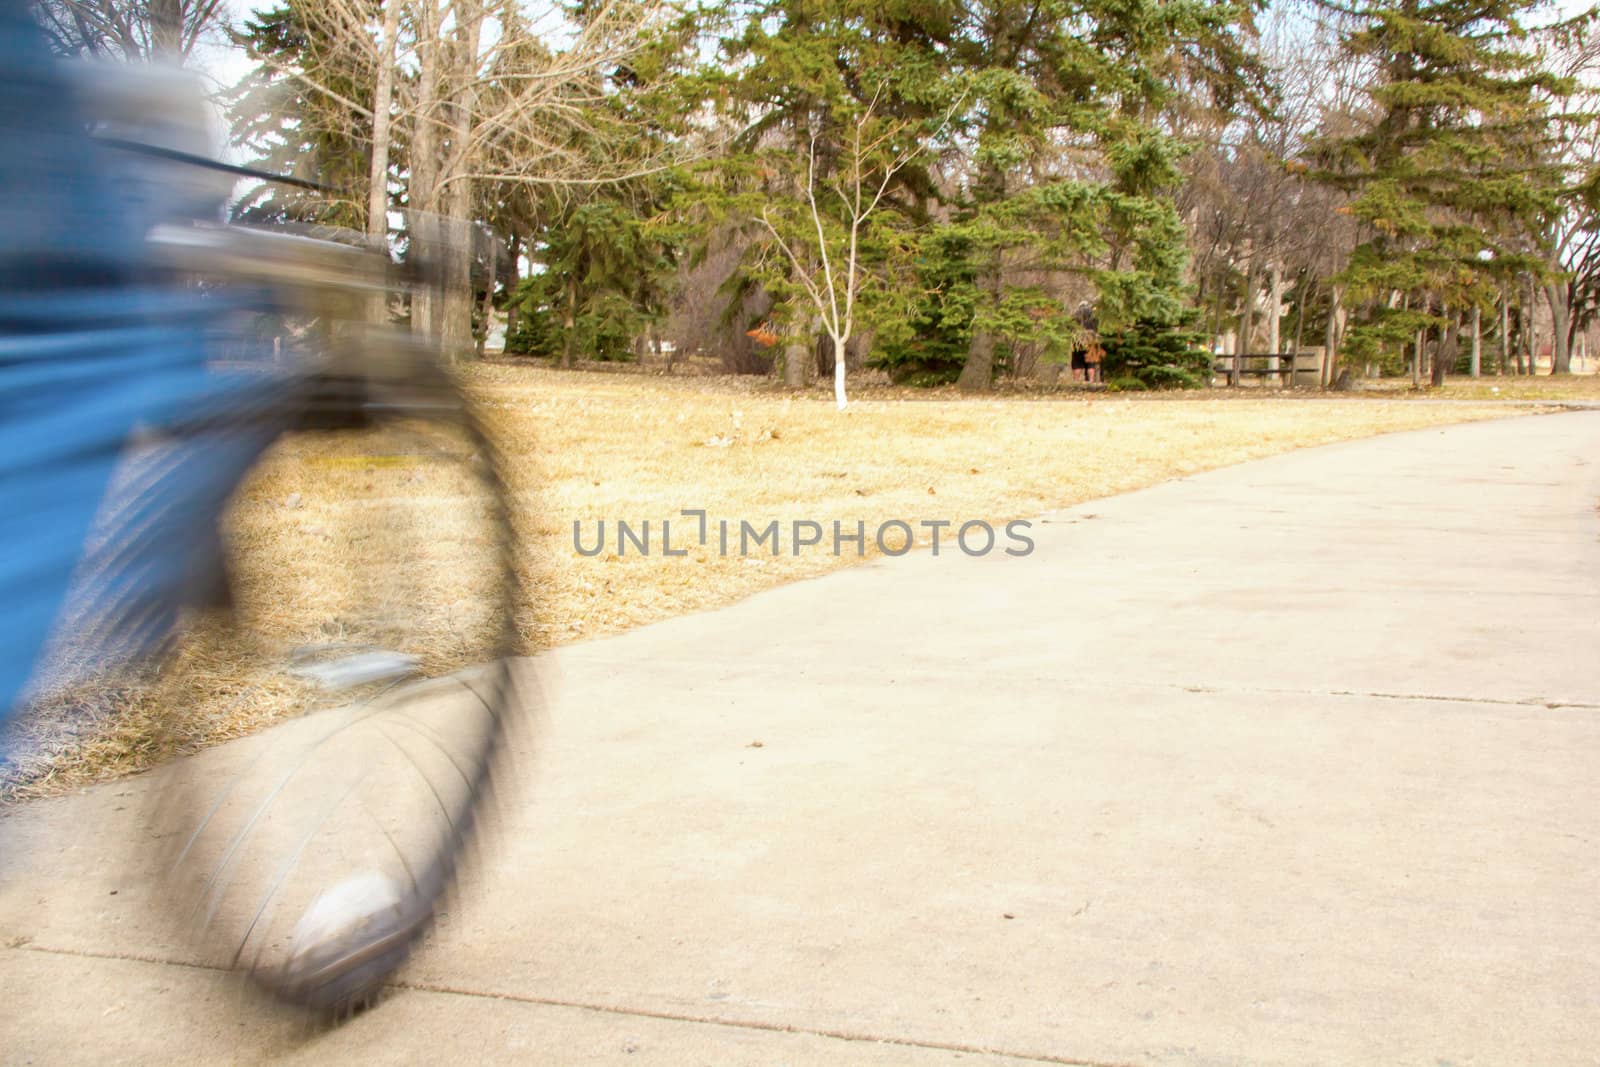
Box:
1310 0 1581 380
706 0 1263 391
706 0 958 395
503 14 695 366
1098 307 1212 388
506 179 682 364
946 0 1267 390
229 0 378 230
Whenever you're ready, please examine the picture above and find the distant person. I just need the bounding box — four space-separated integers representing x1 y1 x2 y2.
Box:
1069 301 1101 383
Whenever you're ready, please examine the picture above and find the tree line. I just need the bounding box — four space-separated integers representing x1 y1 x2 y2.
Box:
36 0 1600 399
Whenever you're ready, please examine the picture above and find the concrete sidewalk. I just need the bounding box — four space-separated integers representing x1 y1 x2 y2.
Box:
3 412 1599 1065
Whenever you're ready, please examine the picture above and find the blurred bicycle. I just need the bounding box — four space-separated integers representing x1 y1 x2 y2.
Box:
1 0 524 1014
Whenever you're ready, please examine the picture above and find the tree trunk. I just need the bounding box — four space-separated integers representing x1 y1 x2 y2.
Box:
1500 291 1510 375
362 0 401 324
365 0 400 245
1510 294 1524 374
1544 281 1571 375
408 0 442 338
1266 262 1282 385
783 297 810 387
1523 279 1536 375
1323 284 1344 388
832 330 850 410
436 0 484 361
560 273 578 369
502 233 521 340
1234 252 1257 388
1567 284 1584 365
148 0 181 57
437 224 476 361
1431 311 1457 387
783 323 809 388
1209 273 1226 375
1292 273 1310 361
960 328 998 393
957 286 997 393
1469 305 1481 378
832 329 857 409
958 170 1004 393
477 277 493 357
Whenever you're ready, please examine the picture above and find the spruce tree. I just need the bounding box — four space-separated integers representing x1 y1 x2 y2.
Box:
706 0 1263 390
706 0 960 398
506 181 682 364
946 0 1266 390
229 1 377 230
1311 0 1579 380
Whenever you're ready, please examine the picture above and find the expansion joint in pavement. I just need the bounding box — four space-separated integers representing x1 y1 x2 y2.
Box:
393 975 1150 1067
1 942 1146 1067
1165 682 1600 710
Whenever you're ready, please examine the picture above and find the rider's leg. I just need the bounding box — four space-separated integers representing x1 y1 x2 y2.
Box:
0 0 254 717
66 363 287 670
0 0 144 716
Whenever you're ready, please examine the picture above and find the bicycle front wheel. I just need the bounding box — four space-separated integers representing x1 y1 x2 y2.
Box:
148 361 525 1014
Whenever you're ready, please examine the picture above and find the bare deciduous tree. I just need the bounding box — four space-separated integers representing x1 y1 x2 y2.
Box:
33 0 224 60
758 92 950 409
234 0 681 357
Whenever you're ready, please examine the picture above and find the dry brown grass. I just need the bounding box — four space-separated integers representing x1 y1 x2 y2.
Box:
476 366 1541 649
1350 372 1600 402
4 363 1544 797
1430 374 1600 402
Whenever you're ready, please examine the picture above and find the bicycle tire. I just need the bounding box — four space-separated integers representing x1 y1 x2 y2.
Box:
144 354 526 1015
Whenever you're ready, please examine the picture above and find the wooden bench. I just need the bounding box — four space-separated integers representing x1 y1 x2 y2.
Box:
1213 352 1325 388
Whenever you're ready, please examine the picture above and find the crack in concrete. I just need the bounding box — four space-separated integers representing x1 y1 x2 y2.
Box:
1159 681 1600 711
395 976 1148 1067
566 658 1600 713
4 942 1143 1067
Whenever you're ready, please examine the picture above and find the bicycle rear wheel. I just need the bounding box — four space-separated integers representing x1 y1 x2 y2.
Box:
148 360 523 1014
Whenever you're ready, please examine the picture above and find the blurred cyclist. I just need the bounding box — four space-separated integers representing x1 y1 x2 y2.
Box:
0 0 272 720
